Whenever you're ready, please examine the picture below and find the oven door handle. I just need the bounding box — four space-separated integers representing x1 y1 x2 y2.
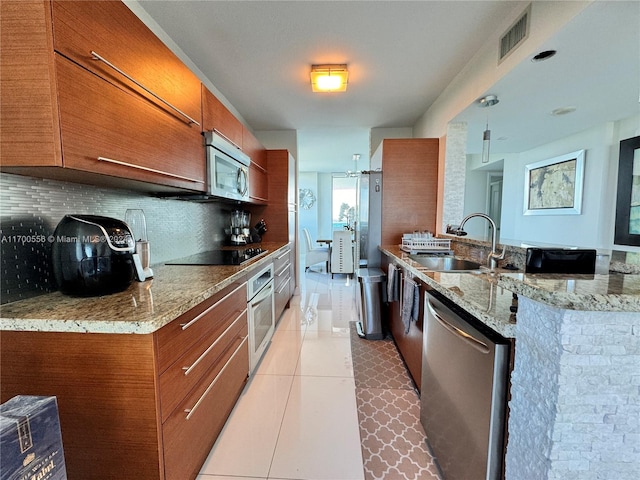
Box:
250 281 273 306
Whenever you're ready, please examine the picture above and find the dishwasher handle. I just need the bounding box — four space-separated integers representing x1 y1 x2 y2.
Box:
427 299 490 354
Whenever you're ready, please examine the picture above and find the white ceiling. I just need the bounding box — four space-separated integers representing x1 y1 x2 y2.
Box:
135 0 639 164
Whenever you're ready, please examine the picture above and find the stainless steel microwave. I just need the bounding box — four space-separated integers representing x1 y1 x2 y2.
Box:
204 130 250 202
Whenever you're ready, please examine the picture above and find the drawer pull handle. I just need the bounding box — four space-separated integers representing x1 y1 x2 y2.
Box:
276 277 290 294
91 51 201 126
180 282 247 330
97 157 204 184
184 336 248 420
182 309 247 376
275 263 290 277
275 249 290 260
251 162 267 174
212 128 241 151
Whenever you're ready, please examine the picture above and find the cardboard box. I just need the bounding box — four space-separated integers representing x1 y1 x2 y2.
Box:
0 396 67 480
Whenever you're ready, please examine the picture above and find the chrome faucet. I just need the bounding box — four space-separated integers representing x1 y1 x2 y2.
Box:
454 213 505 270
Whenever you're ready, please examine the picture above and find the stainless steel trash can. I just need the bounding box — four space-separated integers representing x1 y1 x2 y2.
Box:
355 268 386 340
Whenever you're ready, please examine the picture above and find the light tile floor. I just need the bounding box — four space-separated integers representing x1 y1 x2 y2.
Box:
198 268 364 480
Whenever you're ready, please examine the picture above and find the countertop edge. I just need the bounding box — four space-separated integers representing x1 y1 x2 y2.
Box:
380 245 640 313
379 246 517 338
0 242 291 334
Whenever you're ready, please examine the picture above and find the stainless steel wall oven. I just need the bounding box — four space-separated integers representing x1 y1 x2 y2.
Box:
247 263 275 373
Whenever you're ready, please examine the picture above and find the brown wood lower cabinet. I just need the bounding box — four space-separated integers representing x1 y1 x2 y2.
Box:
0 280 249 480
274 244 293 321
383 256 425 392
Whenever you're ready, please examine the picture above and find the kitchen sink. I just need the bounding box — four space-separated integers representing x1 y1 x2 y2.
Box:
408 255 482 272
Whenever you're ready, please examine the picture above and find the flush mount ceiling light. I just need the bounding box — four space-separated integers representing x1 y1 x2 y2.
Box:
478 95 499 163
310 64 348 92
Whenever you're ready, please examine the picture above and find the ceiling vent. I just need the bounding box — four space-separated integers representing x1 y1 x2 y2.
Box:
499 4 531 64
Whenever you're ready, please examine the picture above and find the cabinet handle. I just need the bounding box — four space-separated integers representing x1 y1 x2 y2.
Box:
275 263 290 277
181 309 247 376
97 157 204 184
276 276 290 294
426 300 490 354
90 51 201 126
184 336 248 420
180 282 247 330
276 249 291 260
251 162 267 174
212 128 241 151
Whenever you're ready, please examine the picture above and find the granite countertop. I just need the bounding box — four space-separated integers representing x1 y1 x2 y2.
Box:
380 245 640 339
0 242 289 334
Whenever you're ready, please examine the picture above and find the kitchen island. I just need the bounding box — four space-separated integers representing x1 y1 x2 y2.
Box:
0 241 290 480
381 244 640 480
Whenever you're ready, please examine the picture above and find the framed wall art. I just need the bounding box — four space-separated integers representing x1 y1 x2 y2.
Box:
523 149 585 215
614 135 640 246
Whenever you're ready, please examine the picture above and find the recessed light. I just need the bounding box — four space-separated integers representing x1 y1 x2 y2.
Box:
532 50 557 62
551 106 577 116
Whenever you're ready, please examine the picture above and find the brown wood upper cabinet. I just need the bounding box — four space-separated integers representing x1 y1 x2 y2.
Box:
0 0 205 192
52 1 201 127
243 126 269 203
201 85 244 149
373 138 440 245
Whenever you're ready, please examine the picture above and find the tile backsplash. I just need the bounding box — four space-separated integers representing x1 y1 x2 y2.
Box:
1 173 229 304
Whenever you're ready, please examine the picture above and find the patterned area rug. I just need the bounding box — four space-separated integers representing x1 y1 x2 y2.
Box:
350 323 442 480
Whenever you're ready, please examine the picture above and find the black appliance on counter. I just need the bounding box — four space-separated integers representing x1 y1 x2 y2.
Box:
52 215 136 296
525 248 597 274
166 247 268 266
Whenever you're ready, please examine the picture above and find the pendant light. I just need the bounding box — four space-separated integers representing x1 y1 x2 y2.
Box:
478 95 499 164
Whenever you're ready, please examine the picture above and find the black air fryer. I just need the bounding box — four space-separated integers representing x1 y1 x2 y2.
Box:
52 215 136 296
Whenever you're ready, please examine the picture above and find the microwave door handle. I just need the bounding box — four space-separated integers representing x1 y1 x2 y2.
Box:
237 168 248 196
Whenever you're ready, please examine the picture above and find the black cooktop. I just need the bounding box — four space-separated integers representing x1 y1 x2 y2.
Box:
166 248 267 266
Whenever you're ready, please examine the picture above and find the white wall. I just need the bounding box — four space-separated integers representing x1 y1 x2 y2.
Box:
499 115 640 251
298 172 320 248
412 1 589 140
297 128 370 173
255 130 298 160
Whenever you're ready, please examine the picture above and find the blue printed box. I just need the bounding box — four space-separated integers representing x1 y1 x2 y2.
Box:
0 396 67 480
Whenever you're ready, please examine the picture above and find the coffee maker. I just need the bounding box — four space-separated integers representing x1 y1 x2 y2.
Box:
229 210 251 245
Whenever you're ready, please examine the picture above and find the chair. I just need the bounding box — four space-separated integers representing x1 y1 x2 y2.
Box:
303 228 330 272
330 230 354 277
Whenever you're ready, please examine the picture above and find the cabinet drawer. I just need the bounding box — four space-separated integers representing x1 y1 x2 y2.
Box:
273 247 291 272
159 311 247 422
162 335 249 480
155 280 247 373
275 275 291 320
55 56 205 191
52 0 201 125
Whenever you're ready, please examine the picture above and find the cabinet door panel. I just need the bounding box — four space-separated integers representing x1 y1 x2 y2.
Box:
56 55 206 191
155 280 247 373
201 86 243 148
52 0 201 125
159 313 247 422
162 336 248 480
0 0 61 167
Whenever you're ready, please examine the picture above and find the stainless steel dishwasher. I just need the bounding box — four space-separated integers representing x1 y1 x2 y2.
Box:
420 290 510 480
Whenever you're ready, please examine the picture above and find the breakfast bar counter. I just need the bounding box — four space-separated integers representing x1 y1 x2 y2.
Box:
381 244 640 480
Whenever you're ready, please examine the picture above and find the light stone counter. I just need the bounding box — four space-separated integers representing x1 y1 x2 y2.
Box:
380 245 517 338
380 245 640 338
382 244 640 479
0 242 289 334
